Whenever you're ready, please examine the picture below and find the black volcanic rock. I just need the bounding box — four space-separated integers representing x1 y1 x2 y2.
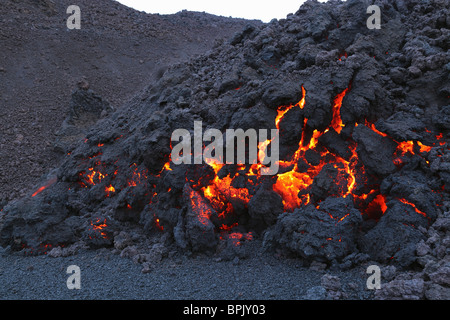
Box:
0 0 448 270
183 185 217 253
310 163 348 202
380 171 441 221
359 200 429 268
352 124 398 177
248 188 284 231
318 129 352 159
262 78 303 108
55 88 113 153
0 0 262 203
264 197 362 263
376 112 426 142
433 105 450 130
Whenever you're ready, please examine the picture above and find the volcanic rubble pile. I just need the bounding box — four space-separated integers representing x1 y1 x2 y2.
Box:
0 0 261 203
0 0 449 298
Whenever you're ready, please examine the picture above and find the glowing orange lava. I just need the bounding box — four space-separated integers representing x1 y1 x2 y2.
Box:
91 218 108 238
157 84 443 233
396 141 415 156
418 141 432 153
398 198 427 218
189 188 214 226
105 184 115 197
271 86 356 211
330 87 349 134
275 86 306 130
32 177 57 197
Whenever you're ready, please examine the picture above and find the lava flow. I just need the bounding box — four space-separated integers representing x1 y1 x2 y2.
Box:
182 83 441 231
90 218 108 239
272 85 358 212
68 84 442 243
31 177 57 197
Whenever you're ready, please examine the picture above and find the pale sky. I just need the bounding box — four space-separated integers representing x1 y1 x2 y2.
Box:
116 0 326 23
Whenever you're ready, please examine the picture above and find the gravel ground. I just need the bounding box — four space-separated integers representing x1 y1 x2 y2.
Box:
0 241 374 300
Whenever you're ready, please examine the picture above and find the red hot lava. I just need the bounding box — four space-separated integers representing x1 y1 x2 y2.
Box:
63 84 443 245
177 84 440 234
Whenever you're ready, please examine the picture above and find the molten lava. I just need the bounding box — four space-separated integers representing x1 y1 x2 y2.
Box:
72 81 444 243
32 177 57 197
91 218 108 238
398 198 428 218
418 141 432 153
79 161 107 188
330 87 349 134
396 141 415 156
127 163 149 187
189 188 214 226
275 86 306 130
181 82 442 232
363 194 388 221
365 121 388 137
105 184 116 197
272 86 358 211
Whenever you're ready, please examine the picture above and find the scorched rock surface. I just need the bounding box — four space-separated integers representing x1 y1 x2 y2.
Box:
0 0 449 280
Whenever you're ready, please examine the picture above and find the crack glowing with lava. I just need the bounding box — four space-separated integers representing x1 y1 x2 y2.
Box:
272 86 357 211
